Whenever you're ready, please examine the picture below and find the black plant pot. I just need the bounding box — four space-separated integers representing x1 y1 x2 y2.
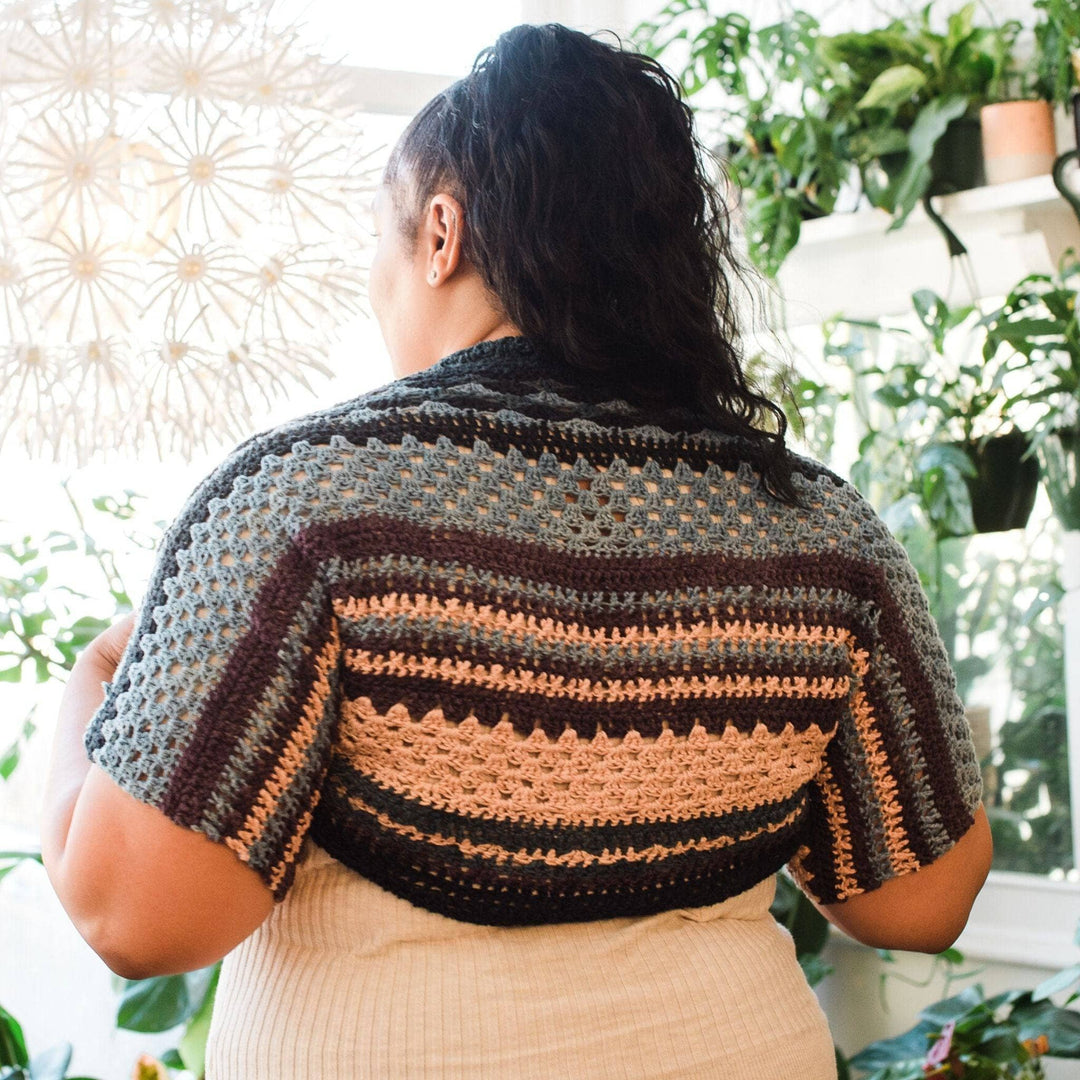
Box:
930 116 986 195
960 428 1040 533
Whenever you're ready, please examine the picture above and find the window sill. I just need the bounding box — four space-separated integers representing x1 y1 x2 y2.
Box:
827 871 1079 969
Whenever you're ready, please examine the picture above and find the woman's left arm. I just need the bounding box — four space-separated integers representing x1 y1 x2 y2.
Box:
41 615 274 980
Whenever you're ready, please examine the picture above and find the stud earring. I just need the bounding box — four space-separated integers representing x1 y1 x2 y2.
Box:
429 270 438 282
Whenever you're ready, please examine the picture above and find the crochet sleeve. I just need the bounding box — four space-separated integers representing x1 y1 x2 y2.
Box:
83 442 341 902
787 487 984 906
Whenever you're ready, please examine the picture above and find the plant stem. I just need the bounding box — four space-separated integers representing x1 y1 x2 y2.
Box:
60 479 129 604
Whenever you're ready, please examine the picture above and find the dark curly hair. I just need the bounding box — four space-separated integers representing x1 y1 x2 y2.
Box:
384 23 800 504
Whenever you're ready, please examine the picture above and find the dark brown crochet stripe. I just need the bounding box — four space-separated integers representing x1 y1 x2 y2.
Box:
339 673 848 739
325 766 808 855
302 513 878 601
159 543 333 830
793 782 839 900
342 404 832 479
818 725 888 892
310 808 805 926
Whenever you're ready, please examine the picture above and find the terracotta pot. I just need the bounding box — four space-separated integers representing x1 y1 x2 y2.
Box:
980 100 1057 185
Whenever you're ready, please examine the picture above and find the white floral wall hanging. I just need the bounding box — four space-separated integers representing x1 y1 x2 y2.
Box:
0 0 377 462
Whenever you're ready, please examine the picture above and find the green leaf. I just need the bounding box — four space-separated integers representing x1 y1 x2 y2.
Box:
1033 964 1080 1002
0 1007 28 1069
798 953 835 988
873 384 920 409
744 192 802 277
919 984 986 1025
849 1019 936 1070
888 94 969 228
975 1032 1027 1065
116 965 218 1033
27 1043 71 1080
918 442 977 478
848 127 910 162
912 288 950 350
1011 998 1080 1055
0 743 20 782
857 64 927 110
176 964 219 1077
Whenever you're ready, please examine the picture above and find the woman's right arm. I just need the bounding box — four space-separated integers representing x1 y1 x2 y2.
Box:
814 804 993 954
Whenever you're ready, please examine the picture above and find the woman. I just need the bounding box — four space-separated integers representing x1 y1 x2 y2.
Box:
42 23 991 1079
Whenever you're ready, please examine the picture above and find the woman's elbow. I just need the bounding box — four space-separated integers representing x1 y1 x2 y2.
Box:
820 806 994 955
91 922 219 979
838 904 974 955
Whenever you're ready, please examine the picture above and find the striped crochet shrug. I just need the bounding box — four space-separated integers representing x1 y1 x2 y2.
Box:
85 335 983 926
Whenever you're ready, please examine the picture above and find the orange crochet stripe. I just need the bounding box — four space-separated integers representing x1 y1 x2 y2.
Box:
225 622 341 863
333 593 858 652
338 697 834 828
847 647 920 877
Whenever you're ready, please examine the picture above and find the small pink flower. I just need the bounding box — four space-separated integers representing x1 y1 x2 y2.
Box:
925 1021 956 1067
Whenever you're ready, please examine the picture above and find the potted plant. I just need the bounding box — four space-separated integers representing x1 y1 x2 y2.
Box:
980 30 1058 186
982 252 1080 531
634 4 851 276
850 956 1080 1079
1034 0 1080 111
850 289 1038 542
1 1001 103 1079
981 94 1058 185
820 3 1023 228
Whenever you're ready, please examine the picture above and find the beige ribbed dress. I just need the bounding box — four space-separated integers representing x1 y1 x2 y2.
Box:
205 840 837 1079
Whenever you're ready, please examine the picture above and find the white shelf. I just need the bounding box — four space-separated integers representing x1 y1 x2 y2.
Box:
776 168 1080 326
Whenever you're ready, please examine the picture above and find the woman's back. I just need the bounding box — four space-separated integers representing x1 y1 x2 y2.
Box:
85 336 981 928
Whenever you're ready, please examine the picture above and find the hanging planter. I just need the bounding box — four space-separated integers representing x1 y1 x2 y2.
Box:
982 255 1080 532
929 115 987 193
1039 426 1080 530
981 99 1058 184
957 428 1041 534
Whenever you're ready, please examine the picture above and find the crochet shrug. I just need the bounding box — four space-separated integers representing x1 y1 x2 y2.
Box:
85 335 983 926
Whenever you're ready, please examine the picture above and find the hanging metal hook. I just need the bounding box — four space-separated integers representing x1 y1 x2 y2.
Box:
1052 93 1080 228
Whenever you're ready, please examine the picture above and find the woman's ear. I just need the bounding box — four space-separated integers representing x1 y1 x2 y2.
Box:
424 192 465 286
